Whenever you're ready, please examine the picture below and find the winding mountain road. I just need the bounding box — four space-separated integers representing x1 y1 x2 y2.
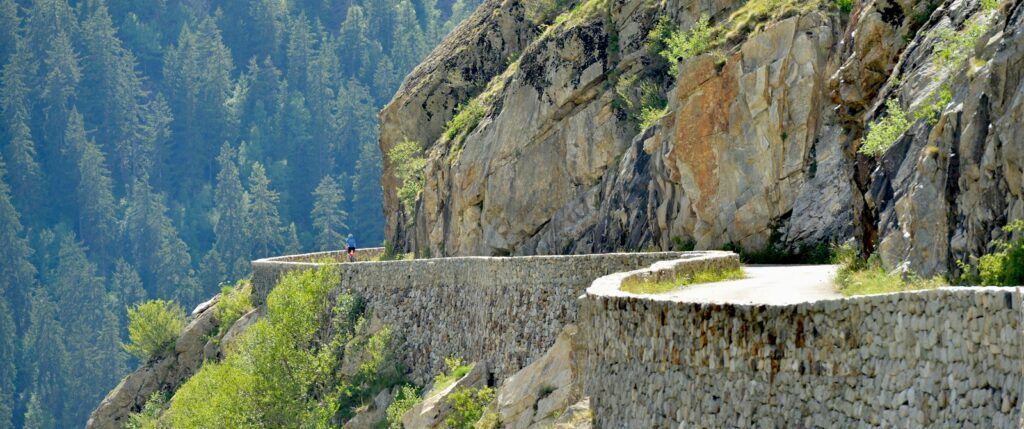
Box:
660 265 841 305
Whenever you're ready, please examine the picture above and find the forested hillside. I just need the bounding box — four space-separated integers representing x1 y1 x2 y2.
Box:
0 0 479 427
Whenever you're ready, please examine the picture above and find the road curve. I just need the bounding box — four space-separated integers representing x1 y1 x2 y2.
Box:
659 265 841 305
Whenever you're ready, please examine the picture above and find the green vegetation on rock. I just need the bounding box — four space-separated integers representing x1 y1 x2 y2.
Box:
429 357 474 397
443 386 496 429
389 139 428 216
122 300 187 360
859 98 912 157
215 281 253 339
834 245 946 296
620 266 746 294
959 221 1024 286
161 267 405 427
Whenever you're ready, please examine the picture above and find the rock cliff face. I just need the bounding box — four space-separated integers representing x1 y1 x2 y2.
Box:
380 0 1024 275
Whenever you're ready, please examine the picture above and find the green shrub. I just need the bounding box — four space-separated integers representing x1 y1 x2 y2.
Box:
388 139 428 215
834 0 853 14
123 300 187 360
430 357 473 396
912 85 952 125
125 392 169 429
443 386 495 429
444 99 487 142
932 20 989 72
654 14 717 76
976 220 1024 286
859 98 911 156
833 244 947 296
385 385 421 429
216 281 254 338
164 266 407 428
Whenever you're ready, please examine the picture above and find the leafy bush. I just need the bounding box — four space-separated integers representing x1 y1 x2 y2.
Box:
835 0 853 14
912 85 953 125
388 139 428 215
123 300 187 360
654 15 717 76
164 266 407 428
216 281 253 338
443 386 495 429
444 99 487 142
859 98 911 156
975 221 1024 286
385 385 421 429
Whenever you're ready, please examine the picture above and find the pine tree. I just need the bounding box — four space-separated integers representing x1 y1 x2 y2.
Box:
66 109 119 263
50 233 126 426
197 249 226 297
350 138 384 244
0 0 18 65
110 259 145 324
284 222 302 254
122 179 195 300
133 93 172 184
0 158 36 332
0 299 15 429
0 39 44 219
40 30 81 149
80 0 148 184
24 0 77 57
213 143 249 280
285 13 314 92
246 162 284 258
21 391 55 429
312 175 348 251
163 16 235 190
20 289 67 428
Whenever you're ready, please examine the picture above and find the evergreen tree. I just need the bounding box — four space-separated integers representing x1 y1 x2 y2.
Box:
197 249 226 297
350 138 384 244
50 234 126 426
246 162 284 258
134 93 172 184
122 179 195 300
20 392 55 429
66 109 119 263
0 158 36 332
24 0 77 57
80 0 148 184
0 39 43 219
213 143 249 278
39 31 81 150
312 175 348 251
0 299 15 429
0 0 18 65
163 16 235 190
284 222 302 255
110 259 145 324
20 289 67 429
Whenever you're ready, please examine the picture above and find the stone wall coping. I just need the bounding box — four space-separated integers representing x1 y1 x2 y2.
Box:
254 250 690 268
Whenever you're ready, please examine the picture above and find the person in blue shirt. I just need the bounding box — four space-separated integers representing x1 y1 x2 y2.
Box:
346 234 357 262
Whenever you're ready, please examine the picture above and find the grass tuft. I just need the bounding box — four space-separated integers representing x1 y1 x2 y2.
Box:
833 245 946 296
620 266 745 294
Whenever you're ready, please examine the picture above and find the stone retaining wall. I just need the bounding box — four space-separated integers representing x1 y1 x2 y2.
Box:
251 250 722 383
580 258 1024 427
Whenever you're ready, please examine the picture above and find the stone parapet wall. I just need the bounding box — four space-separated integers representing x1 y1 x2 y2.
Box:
251 251 715 383
581 260 1024 427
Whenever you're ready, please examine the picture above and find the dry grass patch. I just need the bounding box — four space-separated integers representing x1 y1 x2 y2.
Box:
620 266 745 295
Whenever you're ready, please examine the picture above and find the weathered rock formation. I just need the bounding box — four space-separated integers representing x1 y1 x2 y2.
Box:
380 0 1024 276
85 296 255 429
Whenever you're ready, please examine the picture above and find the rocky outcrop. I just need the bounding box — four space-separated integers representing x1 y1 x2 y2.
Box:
489 325 584 428
86 297 229 429
401 362 489 428
381 0 1024 274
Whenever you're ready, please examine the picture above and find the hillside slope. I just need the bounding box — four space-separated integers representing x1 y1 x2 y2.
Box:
381 0 1024 277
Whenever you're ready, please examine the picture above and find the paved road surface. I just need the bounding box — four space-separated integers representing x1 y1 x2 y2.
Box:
660 265 841 305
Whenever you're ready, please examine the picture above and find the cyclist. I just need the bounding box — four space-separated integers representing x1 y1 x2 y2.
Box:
346 234 357 262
